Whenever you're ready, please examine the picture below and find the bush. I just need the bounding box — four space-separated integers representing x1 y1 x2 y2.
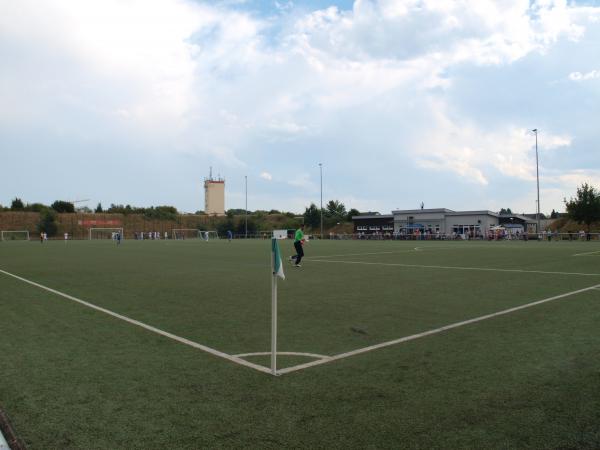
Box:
26 203 49 212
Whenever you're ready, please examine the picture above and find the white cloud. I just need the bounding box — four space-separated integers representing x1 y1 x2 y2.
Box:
260 171 273 181
569 69 600 81
287 173 317 191
414 100 572 185
1 0 598 213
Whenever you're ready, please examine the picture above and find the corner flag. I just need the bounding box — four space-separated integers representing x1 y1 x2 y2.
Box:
272 238 285 280
271 237 285 375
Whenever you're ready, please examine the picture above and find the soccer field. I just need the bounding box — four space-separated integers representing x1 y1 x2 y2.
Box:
1 238 600 448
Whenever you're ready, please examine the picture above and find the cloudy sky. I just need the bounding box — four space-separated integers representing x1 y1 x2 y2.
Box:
1 0 599 215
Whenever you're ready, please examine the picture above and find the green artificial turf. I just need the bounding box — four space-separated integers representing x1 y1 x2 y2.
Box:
1 238 599 448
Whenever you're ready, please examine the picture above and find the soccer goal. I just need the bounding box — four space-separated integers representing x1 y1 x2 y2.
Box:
89 228 124 240
172 229 202 240
202 231 219 241
1 230 30 241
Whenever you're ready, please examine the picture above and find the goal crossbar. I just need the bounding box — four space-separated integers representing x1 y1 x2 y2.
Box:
89 228 124 240
171 228 201 240
1 230 30 241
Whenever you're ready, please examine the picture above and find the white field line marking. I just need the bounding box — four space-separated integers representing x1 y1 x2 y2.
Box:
306 246 475 259
309 259 600 277
233 352 329 359
573 250 600 256
307 250 409 259
0 268 272 375
0 428 9 450
278 283 600 375
306 244 565 260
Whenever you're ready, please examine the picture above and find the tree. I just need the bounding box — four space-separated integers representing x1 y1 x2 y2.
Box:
226 208 247 216
346 208 360 222
550 209 559 219
235 217 257 235
37 208 58 236
499 208 513 215
565 183 600 231
24 203 48 212
303 203 320 228
51 200 75 213
326 200 346 218
217 217 236 236
95 203 103 213
144 206 178 221
11 198 24 210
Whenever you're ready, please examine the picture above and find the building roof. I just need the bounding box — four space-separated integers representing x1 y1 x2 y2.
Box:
499 213 537 223
445 210 499 217
391 208 499 217
391 208 454 214
351 215 393 220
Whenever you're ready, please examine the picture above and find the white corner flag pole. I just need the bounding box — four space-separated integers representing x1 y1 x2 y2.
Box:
270 237 285 376
271 238 278 375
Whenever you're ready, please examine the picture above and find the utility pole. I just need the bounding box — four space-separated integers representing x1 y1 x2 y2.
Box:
245 175 248 238
319 163 323 239
532 129 541 235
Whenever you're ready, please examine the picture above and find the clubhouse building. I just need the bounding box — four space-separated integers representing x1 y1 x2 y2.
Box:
353 208 537 238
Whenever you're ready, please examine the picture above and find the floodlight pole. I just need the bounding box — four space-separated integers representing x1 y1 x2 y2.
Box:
245 175 248 239
319 163 323 239
532 129 540 235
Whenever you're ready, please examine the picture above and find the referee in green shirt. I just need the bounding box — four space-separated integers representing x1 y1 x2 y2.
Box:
291 224 305 267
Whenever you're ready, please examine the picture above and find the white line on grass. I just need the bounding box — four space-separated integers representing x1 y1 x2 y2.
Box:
0 268 272 375
278 283 600 375
233 352 329 359
307 250 409 259
0 429 8 450
309 259 600 277
306 246 472 259
572 250 600 257
306 244 575 260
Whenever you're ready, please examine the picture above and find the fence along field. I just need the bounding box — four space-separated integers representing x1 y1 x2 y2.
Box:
0 211 224 240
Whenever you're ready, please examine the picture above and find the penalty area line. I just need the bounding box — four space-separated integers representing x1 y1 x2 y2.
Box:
278 282 600 375
573 250 600 257
0 268 272 375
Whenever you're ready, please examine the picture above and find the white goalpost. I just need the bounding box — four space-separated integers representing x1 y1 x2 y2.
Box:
172 229 219 240
89 228 124 240
203 231 219 240
172 229 201 240
1 230 30 241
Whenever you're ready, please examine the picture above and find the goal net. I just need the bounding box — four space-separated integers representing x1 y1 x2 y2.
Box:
1 230 30 241
172 229 202 240
202 231 219 241
89 228 124 240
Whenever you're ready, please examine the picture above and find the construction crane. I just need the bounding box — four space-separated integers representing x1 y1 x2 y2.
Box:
70 199 90 205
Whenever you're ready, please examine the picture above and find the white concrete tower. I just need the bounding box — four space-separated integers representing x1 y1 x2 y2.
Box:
204 167 225 216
